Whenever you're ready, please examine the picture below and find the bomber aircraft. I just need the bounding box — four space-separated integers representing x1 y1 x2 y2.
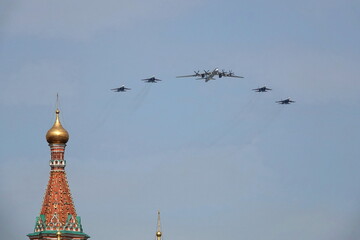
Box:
111 85 131 92
276 98 295 104
142 76 162 83
176 68 243 82
252 86 272 92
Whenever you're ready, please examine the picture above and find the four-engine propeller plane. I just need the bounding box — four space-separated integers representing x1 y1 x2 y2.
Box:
177 68 244 82
276 98 295 104
142 76 162 83
253 86 272 92
111 85 131 92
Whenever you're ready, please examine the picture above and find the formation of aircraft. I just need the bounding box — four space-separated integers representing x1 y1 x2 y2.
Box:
276 98 295 104
110 68 295 105
142 76 162 83
176 68 243 82
251 86 295 104
111 85 131 92
252 86 272 92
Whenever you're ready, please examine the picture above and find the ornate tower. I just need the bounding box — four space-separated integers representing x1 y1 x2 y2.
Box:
27 108 90 240
156 211 162 240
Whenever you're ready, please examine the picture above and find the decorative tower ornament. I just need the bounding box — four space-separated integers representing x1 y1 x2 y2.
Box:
27 106 90 240
156 211 162 240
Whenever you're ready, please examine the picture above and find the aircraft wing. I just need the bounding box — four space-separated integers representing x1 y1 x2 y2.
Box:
176 74 198 78
227 75 244 78
155 78 162 81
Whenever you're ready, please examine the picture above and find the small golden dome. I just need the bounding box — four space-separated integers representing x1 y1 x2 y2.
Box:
156 231 162 237
46 109 69 144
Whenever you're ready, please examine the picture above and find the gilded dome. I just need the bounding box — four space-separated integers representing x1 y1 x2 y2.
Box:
156 231 162 237
46 109 69 144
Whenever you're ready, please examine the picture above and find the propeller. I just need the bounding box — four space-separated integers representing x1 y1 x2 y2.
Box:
194 70 200 76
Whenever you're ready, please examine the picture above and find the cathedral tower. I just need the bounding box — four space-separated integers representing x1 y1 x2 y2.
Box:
27 108 90 240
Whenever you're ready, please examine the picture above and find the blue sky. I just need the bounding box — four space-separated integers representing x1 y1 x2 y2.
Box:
1 1 360 240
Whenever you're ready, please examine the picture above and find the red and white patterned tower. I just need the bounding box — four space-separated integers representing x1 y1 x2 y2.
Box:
28 108 90 240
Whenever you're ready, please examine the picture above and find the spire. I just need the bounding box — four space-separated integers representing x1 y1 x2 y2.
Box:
56 93 59 110
28 103 89 240
156 211 162 240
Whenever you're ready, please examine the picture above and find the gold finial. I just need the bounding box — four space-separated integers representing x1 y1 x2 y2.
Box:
57 231 61 240
156 210 162 239
46 96 69 144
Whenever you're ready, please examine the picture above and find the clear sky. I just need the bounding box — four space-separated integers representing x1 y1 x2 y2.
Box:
1 1 360 240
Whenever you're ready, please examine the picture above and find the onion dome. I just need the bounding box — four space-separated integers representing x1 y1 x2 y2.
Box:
46 109 69 144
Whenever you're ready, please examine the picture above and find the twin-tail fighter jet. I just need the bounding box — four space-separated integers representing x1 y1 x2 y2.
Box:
252 86 272 92
111 85 131 92
177 68 244 82
142 76 162 83
276 98 295 104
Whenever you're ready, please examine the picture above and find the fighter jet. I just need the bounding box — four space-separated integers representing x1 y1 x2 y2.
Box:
111 85 131 92
176 68 244 82
142 76 162 83
276 98 295 104
252 86 272 92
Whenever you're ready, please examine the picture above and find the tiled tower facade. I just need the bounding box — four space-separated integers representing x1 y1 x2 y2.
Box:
28 109 90 240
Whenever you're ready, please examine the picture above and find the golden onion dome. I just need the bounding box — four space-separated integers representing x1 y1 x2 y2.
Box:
156 231 162 237
46 109 69 144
